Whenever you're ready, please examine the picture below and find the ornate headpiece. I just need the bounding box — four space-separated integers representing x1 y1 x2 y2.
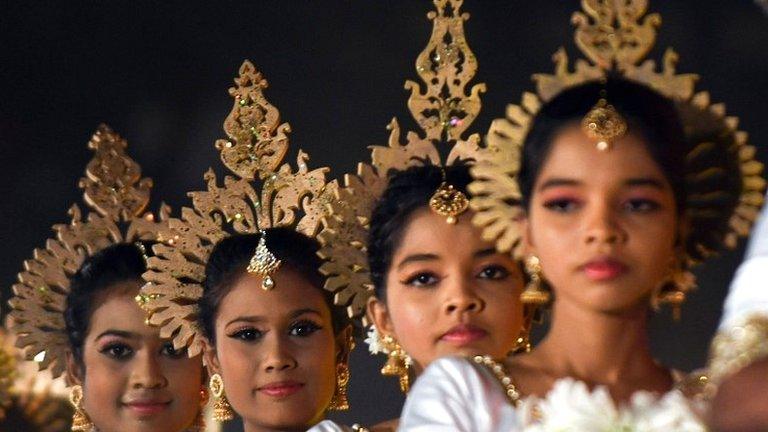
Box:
317 0 493 322
429 180 470 224
469 0 765 291
138 60 337 356
7 125 170 378
246 230 282 290
581 97 627 151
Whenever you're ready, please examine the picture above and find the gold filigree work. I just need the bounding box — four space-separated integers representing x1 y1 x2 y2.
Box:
469 0 765 276
581 98 627 151
408 0 485 142
317 0 487 322
139 61 337 356
429 182 469 224
8 125 169 379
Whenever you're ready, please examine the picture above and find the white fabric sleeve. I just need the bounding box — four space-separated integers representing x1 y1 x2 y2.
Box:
398 356 520 432
307 420 353 432
719 196 768 330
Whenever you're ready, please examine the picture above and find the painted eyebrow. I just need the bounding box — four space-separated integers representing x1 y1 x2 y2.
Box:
538 178 581 192
225 315 265 327
396 253 440 270
225 309 323 327
474 247 498 258
538 177 666 192
95 330 135 341
290 308 322 319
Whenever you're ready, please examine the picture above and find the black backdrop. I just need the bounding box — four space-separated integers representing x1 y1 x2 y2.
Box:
2 1 767 428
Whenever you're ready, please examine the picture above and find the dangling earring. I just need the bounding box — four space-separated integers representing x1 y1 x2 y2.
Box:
328 362 351 411
70 385 93 432
380 334 411 393
512 331 532 354
189 386 208 431
653 256 696 321
209 373 234 422
521 255 550 305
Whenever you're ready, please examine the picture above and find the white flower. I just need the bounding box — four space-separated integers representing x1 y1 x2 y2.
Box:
364 324 388 355
522 378 706 432
363 324 413 366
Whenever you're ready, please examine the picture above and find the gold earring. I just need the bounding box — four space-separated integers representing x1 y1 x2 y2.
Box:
328 362 351 411
652 256 696 321
512 331 532 354
380 334 410 393
70 385 93 432
521 256 550 305
190 386 208 431
209 373 234 422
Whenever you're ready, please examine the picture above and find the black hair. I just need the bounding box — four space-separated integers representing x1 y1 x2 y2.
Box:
199 228 350 343
64 242 152 365
519 77 688 212
368 163 472 301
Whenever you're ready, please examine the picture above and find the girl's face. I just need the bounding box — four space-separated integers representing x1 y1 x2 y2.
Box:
205 268 344 431
68 281 204 432
369 208 525 372
524 125 681 315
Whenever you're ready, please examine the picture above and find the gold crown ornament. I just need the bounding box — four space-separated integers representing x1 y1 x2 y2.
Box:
468 0 766 309
7 125 172 379
137 60 338 356
317 0 503 323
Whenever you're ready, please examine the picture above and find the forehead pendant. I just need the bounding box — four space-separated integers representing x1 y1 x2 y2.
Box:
429 168 469 224
246 230 282 290
581 98 627 151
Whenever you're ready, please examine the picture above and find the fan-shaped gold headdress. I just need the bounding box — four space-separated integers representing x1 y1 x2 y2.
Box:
469 0 765 272
317 0 493 322
138 60 338 356
7 125 170 379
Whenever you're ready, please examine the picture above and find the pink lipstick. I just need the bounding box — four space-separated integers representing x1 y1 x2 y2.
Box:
123 400 170 416
440 324 488 346
258 381 304 398
582 258 628 281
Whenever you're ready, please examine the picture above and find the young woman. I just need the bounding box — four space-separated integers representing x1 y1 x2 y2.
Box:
198 229 357 432
321 163 530 431
8 125 208 432
367 163 529 369
65 243 206 432
136 59 367 432
399 76 760 430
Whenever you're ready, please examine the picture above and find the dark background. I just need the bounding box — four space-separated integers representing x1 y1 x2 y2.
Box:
1 1 767 428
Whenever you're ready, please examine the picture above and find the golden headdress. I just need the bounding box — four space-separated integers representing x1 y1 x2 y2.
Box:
317 0 492 323
138 60 338 356
469 1 765 283
0 324 71 431
7 124 170 379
